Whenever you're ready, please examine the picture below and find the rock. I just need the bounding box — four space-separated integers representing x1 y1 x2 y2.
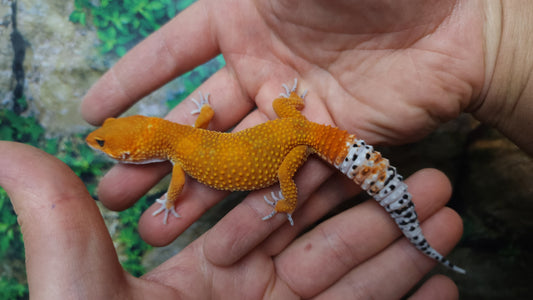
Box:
1 0 180 136
0 0 14 107
450 127 533 299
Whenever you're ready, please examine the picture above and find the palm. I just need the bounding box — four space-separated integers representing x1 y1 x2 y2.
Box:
77 0 474 297
83 1 484 142
207 0 485 144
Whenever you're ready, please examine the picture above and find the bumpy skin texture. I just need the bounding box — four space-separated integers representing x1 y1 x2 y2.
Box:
86 89 353 217
86 82 464 273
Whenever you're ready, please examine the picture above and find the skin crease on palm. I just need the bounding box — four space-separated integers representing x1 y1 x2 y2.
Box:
2 0 532 298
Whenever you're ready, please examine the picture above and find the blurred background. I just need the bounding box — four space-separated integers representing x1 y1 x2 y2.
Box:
0 0 531 298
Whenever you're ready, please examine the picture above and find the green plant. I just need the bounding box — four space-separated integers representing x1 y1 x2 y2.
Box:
70 0 197 56
44 135 111 195
0 96 42 297
166 55 226 109
0 275 28 300
0 189 22 260
116 196 153 276
0 188 28 300
0 110 44 147
0 103 42 298
70 0 226 109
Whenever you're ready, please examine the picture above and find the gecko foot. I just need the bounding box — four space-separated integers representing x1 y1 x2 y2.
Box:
279 78 307 99
263 191 283 206
261 191 294 226
279 78 298 98
152 196 180 224
190 92 210 115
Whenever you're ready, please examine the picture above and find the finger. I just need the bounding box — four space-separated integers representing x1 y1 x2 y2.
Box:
273 169 458 298
138 178 229 246
0 142 126 297
202 156 337 266
259 172 360 257
409 274 459 300
143 236 278 299
315 208 462 299
81 1 219 125
96 162 171 211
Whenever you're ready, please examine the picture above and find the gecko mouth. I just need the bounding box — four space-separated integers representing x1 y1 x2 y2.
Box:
118 152 130 160
111 154 168 165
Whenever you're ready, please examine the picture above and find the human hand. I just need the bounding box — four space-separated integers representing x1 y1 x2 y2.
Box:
80 0 482 246
82 0 486 143
0 141 461 299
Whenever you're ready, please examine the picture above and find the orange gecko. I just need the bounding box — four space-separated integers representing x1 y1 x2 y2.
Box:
86 79 465 273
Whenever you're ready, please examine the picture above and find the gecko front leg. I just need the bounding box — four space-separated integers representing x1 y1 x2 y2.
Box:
152 163 185 224
152 194 180 225
190 92 214 129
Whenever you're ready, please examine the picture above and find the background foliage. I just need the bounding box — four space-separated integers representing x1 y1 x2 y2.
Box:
70 0 197 56
69 0 225 109
1 0 224 298
0 105 44 299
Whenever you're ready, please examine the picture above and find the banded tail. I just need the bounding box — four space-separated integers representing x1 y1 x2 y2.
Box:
321 137 465 274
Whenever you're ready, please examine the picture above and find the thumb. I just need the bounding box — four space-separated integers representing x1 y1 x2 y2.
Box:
0 141 127 298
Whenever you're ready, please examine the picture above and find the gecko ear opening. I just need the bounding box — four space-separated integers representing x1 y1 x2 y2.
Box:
95 139 105 147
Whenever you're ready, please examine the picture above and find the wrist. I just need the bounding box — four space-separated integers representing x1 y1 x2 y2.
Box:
474 1 533 154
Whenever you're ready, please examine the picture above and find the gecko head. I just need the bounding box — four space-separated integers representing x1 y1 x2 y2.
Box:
86 115 165 163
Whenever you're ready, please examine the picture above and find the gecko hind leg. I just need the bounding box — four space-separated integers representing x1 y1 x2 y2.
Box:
262 191 294 226
262 145 309 226
152 194 181 224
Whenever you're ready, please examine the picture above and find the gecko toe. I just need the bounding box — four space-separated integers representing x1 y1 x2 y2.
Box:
290 78 298 92
262 210 277 221
190 92 210 115
286 213 294 226
279 78 300 98
262 191 294 225
261 210 295 226
152 197 180 224
263 191 283 206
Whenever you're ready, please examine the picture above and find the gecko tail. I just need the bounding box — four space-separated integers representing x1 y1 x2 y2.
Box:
335 138 466 274
383 189 466 274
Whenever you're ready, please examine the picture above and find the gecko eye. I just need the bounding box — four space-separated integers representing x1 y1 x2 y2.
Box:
95 139 105 147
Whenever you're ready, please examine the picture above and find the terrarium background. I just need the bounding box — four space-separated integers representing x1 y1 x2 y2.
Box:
0 1 531 299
